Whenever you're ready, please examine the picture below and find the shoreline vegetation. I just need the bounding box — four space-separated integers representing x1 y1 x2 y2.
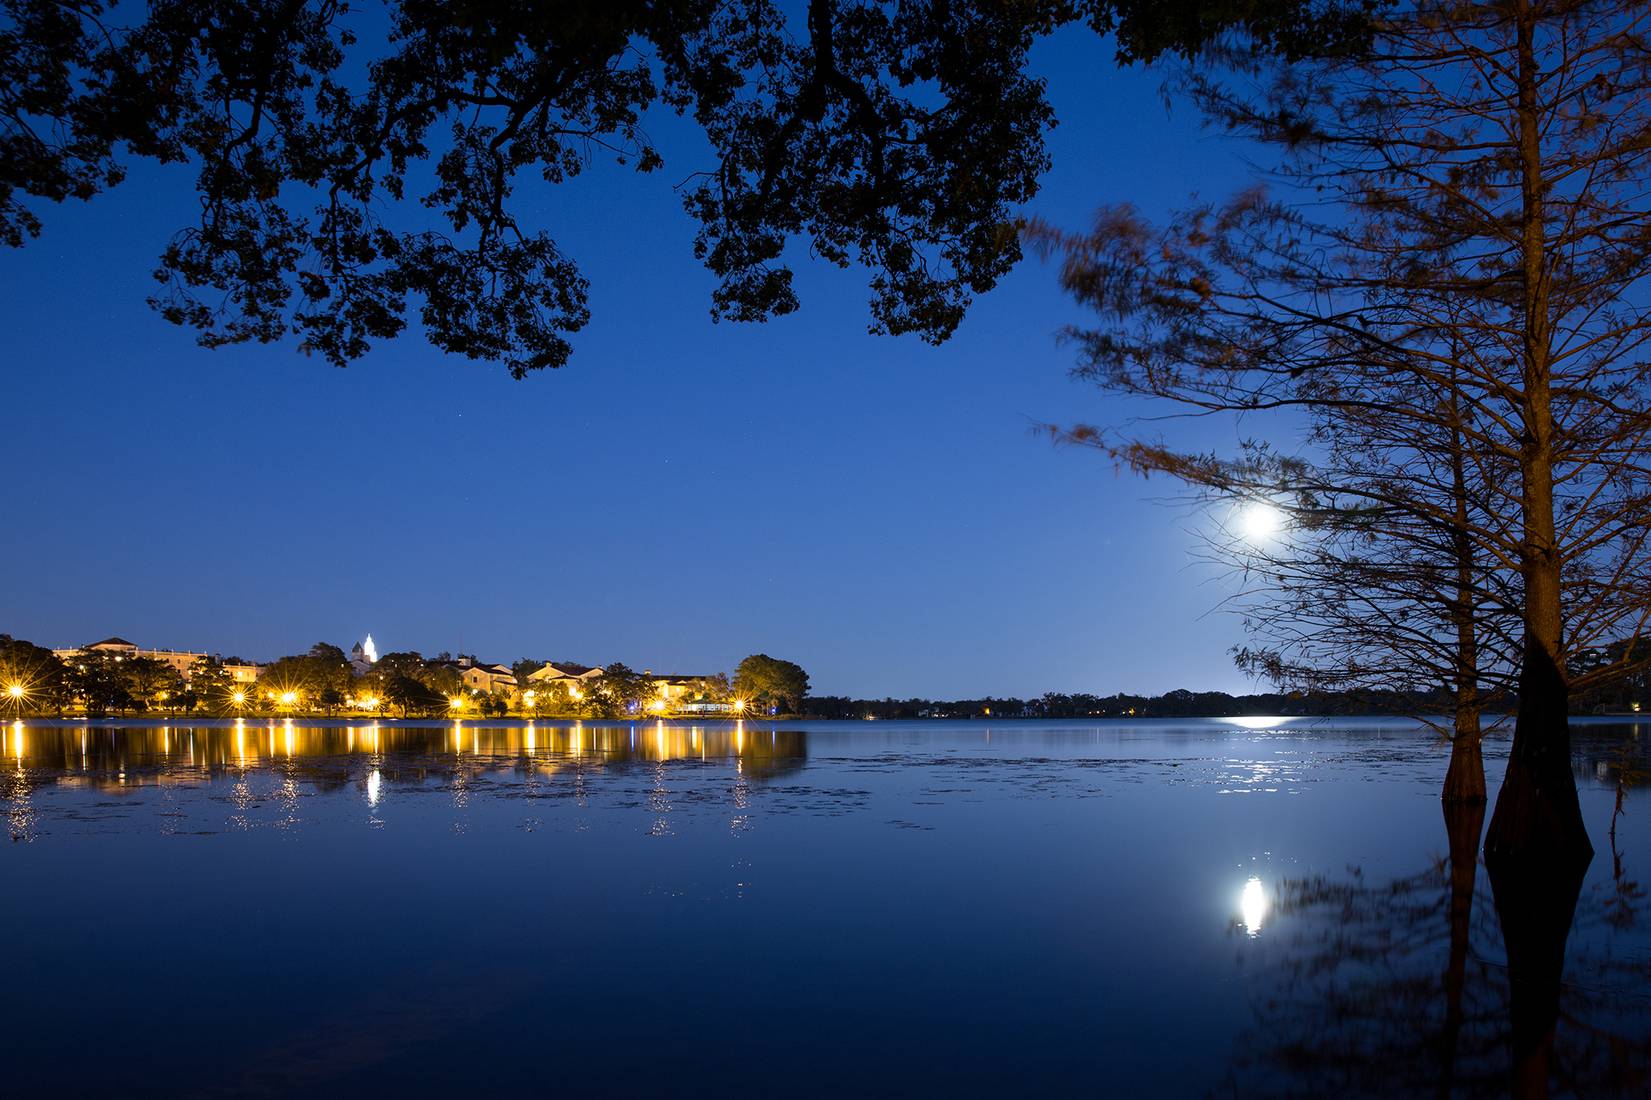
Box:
0 634 812 723
4 633 1642 724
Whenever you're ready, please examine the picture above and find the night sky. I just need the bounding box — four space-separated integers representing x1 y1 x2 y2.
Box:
1 27 1277 698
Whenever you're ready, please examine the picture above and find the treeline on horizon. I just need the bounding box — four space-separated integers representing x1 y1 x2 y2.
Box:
803 681 1646 721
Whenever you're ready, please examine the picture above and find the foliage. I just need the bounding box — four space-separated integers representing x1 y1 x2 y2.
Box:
581 662 647 717
0 634 67 714
384 673 446 717
1033 0 1651 832
733 653 809 714
2 0 1377 373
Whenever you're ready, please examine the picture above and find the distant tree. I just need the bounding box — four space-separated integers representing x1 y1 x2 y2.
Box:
385 674 445 718
511 658 545 686
370 651 428 681
422 662 463 698
1 2 1375 373
67 653 131 717
0 635 67 715
121 655 183 712
188 657 241 716
588 663 649 717
733 654 810 715
303 642 355 701
699 673 732 704
307 642 348 665
258 654 314 702
527 679 580 718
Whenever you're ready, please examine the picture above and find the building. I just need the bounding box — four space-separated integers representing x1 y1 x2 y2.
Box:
51 637 262 686
350 634 379 675
527 662 605 686
459 662 517 695
52 637 215 684
642 672 728 713
222 662 262 685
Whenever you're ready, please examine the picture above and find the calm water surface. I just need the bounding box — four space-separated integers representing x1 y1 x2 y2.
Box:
3 716 1649 1097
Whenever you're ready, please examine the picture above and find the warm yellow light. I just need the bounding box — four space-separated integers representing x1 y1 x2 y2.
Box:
232 691 246 705
569 688 582 700
365 696 379 708
279 691 298 706
733 698 746 713
523 691 536 705
6 684 23 699
648 698 665 712
449 697 463 710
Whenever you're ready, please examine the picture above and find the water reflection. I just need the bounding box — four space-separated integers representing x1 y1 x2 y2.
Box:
1 720 806 789
1239 877 1267 936
2 718 1648 1095
1225 799 1651 1096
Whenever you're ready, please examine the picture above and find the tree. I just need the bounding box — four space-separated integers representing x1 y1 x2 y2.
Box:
66 652 131 716
586 662 650 717
121 654 183 712
733 653 809 714
0 634 66 716
188 656 241 715
384 673 445 718
2 1 1376 374
1093 361 1524 802
370 650 428 682
1035 0 1651 856
699 672 732 703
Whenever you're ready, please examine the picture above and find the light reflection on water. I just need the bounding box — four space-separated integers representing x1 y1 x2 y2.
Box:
1240 876 1268 936
0 717 1647 1096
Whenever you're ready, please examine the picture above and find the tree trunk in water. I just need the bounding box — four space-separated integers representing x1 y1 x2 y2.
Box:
1442 703 1485 805
1438 798 1484 1094
1486 841 1590 1099
1485 647 1590 859
1485 1 1589 861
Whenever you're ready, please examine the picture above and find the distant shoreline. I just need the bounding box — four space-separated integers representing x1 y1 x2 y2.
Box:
9 706 1637 723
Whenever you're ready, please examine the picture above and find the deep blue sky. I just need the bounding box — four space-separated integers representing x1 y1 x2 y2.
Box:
0 27 1281 698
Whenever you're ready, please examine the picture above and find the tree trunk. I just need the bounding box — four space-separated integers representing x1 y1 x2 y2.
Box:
1485 0 1590 860
1443 366 1486 805
1443 707 1485 804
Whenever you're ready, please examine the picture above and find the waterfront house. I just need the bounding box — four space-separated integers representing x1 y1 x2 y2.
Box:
527 662 605 686
460 662 518 695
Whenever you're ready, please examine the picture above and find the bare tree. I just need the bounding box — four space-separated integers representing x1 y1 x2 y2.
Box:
1034 0 1651 854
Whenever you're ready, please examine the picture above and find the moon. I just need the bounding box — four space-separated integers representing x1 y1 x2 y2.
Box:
1239 501 1284 543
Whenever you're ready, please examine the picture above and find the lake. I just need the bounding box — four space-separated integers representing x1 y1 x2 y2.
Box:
3 716 1649 1096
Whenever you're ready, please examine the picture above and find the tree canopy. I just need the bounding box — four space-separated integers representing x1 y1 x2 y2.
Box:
733 652 809 713
2 0 1376 375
